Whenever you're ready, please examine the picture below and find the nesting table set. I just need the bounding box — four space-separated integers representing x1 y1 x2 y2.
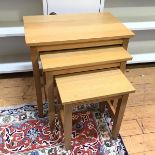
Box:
24 13 135 150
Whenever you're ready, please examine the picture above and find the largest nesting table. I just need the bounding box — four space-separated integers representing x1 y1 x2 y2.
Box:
23 12 134 117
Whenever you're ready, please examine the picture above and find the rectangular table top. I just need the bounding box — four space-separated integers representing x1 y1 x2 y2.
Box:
40 46 132 72
56 69 135 105
23 12 134 47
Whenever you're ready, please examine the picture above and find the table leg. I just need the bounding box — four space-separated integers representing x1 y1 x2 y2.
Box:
99 101 106 113
112 94 129 139
64 104 72 150
112 98 118 110
123 38 129 50
120 38 129 73
30 47 43 117
120 61 126 73
46 72 55 130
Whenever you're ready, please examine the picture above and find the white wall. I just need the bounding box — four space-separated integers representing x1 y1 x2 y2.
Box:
0 0 43 22
0 0 43 71
104 0 155 22
0 37 30 63
129 30 155 55
43 0 104 15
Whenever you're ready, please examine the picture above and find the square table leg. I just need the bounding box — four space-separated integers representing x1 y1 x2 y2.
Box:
30 47 43 117
46 72 55 129
99 101 106 113
120 38 129 73
112 94 129 139
64 104 73 150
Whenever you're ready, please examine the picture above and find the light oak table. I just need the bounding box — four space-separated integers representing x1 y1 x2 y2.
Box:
40 46 132 130
23 12 134 117
55 69 135 150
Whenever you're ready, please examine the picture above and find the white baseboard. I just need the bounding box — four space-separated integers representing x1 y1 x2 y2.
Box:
128 53 155 64
124 21 155 31
0 62 32 74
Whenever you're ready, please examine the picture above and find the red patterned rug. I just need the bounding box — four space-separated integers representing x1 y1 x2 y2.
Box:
0 103 128 155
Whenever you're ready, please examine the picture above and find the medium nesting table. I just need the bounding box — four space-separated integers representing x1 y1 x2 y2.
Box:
39 46 133 130
23 12 134 117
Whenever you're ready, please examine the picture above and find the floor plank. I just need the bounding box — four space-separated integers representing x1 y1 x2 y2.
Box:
124 104 155 120
137 118 155 134
0 85 35 98
131 150 155 155
123 133 155 154
0 97 36 108
120 119 143 137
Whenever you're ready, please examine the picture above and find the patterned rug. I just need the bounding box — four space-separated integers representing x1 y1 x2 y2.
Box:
0 103 128 155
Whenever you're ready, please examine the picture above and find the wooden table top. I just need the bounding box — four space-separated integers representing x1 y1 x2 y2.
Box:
56 69 135 105
23 12 134 47
40 46 132 71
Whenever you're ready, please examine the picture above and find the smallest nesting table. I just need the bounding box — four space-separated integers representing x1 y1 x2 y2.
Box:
55 69 135 150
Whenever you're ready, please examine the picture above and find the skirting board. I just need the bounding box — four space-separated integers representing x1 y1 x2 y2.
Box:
0 26 24 37
124 21 155 31
128 53 155 64
0 53 155 74
0 62 32 74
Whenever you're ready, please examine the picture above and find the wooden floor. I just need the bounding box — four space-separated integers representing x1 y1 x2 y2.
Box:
0 63 155 154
